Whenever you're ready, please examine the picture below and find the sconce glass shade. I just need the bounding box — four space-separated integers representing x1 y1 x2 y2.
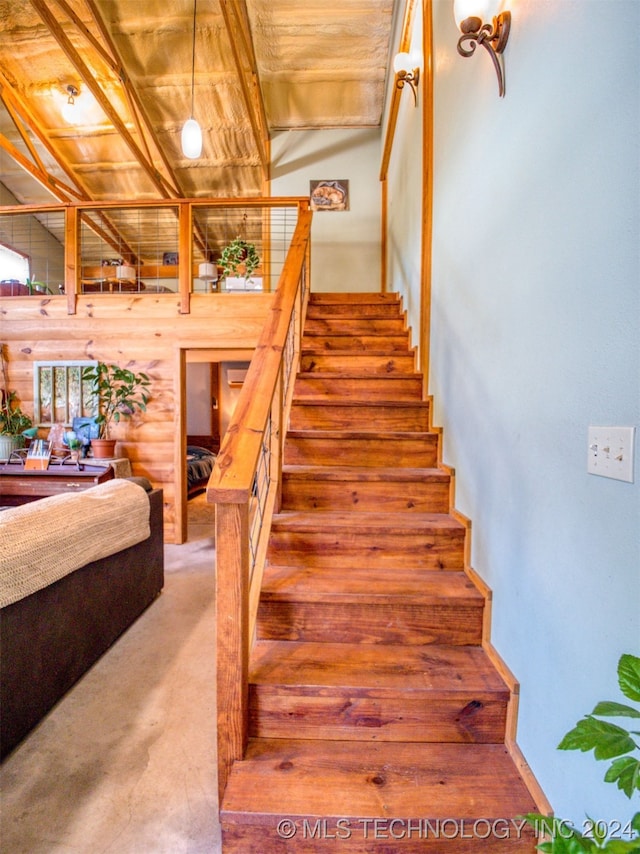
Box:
198 262 217 281
181 117 202 159
453 0 493 29
62 99 76 124
393 52 413 75
116 264 136 280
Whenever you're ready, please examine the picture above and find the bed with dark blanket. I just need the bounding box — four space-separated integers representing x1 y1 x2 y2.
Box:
187 445 217 498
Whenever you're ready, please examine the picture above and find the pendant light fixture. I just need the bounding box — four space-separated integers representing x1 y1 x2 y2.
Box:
181 0 202 159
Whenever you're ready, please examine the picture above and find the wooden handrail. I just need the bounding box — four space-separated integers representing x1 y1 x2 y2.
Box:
207 207 312 800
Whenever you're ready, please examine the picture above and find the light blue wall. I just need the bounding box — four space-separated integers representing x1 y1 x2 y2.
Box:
271 129 382 292
426 0 639 825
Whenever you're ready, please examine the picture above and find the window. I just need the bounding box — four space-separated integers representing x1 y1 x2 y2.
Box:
0 242 29 282
34 361 97 426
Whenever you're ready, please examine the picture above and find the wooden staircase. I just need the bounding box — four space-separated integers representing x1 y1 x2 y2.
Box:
220 293 545 851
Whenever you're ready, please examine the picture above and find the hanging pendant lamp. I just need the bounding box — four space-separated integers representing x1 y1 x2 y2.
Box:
181 0 202 159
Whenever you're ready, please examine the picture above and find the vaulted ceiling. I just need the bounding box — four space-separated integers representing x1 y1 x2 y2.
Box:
0 0 395 206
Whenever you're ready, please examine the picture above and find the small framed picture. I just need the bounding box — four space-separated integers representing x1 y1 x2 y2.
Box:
310 180 349 211
163 252 179 265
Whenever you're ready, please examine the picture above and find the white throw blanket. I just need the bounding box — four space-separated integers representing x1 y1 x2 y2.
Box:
0 479 151 608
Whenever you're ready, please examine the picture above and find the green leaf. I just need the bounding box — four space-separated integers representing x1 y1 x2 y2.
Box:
602 841 640 854
593 702 640 720
559 717 636 759
632 813 640 835
619 656 640 703
605 756 640 798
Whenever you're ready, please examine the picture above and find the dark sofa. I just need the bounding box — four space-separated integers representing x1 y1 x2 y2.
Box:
0 488 164 759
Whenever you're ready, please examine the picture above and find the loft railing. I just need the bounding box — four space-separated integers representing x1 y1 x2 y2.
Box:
0 198 307 310
207 207 312 799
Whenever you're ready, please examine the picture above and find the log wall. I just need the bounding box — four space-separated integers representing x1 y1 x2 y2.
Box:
1 291 272 542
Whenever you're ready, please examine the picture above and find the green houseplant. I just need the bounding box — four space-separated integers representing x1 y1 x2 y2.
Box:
82 362 150 458
219 237 260 287
1 346 34 459
523 653 640 852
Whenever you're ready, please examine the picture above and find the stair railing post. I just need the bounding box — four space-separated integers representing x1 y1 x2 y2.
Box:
215 499 250 802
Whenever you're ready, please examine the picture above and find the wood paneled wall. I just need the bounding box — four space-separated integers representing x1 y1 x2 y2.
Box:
1 292 272 542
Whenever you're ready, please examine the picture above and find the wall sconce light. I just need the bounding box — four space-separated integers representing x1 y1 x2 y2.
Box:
62 85 79 123
393 52 420 106
454 1 511 97
181 0 202 159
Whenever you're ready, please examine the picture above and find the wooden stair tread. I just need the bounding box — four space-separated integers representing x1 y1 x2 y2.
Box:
282 465 450 483
308 292 400 303
271 510 464 534
302 348 414 357
296 370 423 381
261 565 481 603
250 641 506 694
221 738 538 819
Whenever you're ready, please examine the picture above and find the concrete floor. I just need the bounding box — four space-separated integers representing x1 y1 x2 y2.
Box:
0 498 221 854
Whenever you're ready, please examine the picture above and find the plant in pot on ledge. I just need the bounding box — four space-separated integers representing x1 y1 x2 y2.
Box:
0 346 34 461
82 362 151 459
219 237 261 291
0 389 33 461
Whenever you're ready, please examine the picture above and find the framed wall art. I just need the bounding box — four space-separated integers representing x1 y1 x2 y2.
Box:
310 180 349 211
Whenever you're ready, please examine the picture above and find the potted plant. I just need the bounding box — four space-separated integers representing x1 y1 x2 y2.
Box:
1 345 34 460
219 237 261 290
0 389 33 460
82 362 151 459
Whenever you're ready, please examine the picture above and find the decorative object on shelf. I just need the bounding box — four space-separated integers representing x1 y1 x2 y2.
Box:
181 0 202 159
163 252 179 265
220 237 261 289
393 52 420 105
453 0 511 97
82 362 151 459
0 346 33 461
115 265 136 281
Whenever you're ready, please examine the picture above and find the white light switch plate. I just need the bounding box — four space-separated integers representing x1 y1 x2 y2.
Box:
588 426 635 482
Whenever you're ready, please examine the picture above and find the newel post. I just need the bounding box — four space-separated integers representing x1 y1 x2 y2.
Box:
215 500 250 801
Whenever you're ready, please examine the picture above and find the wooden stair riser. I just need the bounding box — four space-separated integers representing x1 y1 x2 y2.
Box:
293 373 424 400
267 529 465 570
257 600 482 645
280 472 450 514
305 303 402 319
284 434 439 467
289 402 431 432
300 352 416 375
303 316 408 336
249 691 508 744
301 334 411 352
249 641 507 743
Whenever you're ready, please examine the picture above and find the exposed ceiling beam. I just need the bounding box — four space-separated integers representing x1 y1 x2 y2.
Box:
0 132 74 202
83 0 184 198
0 73 90 201
29 0 173 199
219 0 270 182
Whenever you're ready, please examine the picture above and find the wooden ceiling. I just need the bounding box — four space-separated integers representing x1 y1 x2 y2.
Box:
0 0 395 205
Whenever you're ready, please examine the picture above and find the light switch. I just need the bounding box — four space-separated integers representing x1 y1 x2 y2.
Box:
587 426 635 483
